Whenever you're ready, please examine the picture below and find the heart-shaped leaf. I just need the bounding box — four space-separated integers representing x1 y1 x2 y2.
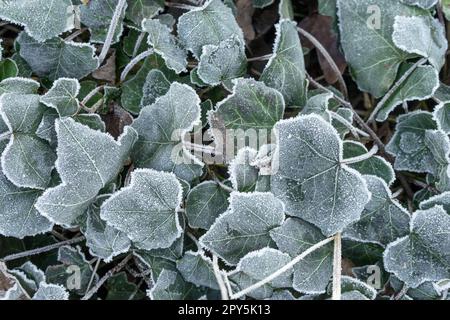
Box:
40 78 80 117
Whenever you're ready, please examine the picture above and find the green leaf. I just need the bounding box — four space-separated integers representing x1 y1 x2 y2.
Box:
228 148 260 192
420 192 450 212
40 78 80 117
106 272 144 300
271 115 371 236
271 217 333 294
197 35 247 86
143 19 187 74
400 0 438 10
178 0 244 59
141 69 171 107
393 15 447 70
279 0 294 20
0 59 19 81
35 118 138 227
260 19 307 107
434 101 450 134
384 205 450 288
100 169 183 250
148 269 205 300
126 0 164 27
0 0 75 42
176 251 219 290
185 181 229 230
332 276 377 300
337 0 426 97
131 82 203 182
200 192 285 265
0 77 40 96
344 175 410 246
17 32 99 81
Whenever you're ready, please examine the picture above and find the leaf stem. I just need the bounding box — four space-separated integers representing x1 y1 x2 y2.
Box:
1 236 86 262
341 145 379 165
367 58 427 123
330 111 369 139
120 49 154 83
98 0 127 65
85 258 101 295
132 32 146 58
81 85 105 106
212 255 229 300
332 232 342 300
229 236 335 300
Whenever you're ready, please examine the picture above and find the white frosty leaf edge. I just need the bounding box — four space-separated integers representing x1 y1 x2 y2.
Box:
433 101 450 133
40 77 81 116
341 275 377 300
0 77 40 90
100 168 184 248
35 119 138 226
419 191 450 210
199 191 286 266
33 282 69 300
228 147 258 190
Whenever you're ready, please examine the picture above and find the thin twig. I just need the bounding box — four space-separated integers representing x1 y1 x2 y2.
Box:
85 259 101 295
247 54 272 62
342 145 379 165
1 236 85 262
82 254 133 300
212 255 229 300
98 0 127 65
367 58 427 123
330 111 370 139
297 26 349 100
120 49 154 83
64 28 88 41
81 85 105 106
332 233 342 300
230 237 335 299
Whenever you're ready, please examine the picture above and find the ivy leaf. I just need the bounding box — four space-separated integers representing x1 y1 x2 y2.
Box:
147 269 205 300
230 248 293 299
84 208 131 262
185 181 229 230
0 77 40 96
393 15 447 70
131 82 203 182
40 78 80 117
344 175 410 247
0 0 75 42
32 283 69 300
420 191 450 212
197 35 247 86
80 0 127 44
270 218 333 294
141 69 171 107
35 118 138 227
17 32 99 81
178 0 244 59
0 93 56 190
229 148 260 192
343 141 395 186
331 276 377 300
0 59 19 81
260 19 307 107
337 0 426 97
106 272 144 300
45 246 98 295
271 115 371 236
434 101 450 134
200 192 285 265
126 0 164 26
400 0 438 9
0 172 52 239
143 19 187 74
100 169 183 250
386 111 439 174
176 251 219 290
209 78 285 137
384 205 450 288
374 64 439 122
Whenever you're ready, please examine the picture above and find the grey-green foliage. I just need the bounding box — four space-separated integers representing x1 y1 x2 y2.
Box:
140 69 171 107
176 251 219 290
32 283 69 300
400 0 438 9
260 19 307 107
271 115 371 236
148 269 205 300
434 101 450 133
17 33 99 81
126 0 164 26
200 192 285 265
40 78 80 117
384 205 450 288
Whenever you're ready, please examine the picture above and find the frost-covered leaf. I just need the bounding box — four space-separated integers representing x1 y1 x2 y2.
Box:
0 172 52 239
197 36 247 86
80 0 127 44
84 208 131 262
384 205 450 288
106 272 144 300
40 78 80 117
176 251 219 290
209 78 285 139
400 0 438 8
332 276 377 300
200 192 285 265
185 181 229 230
148 269 205 300
270 218 333 294
386 111 440 174
36 118 138 227
374 64 439 122
229 148 259 192
32 283 69 300
143 19 187 74
17 32 99 81
337 0 426 97
0 59 18 81
100 169 183 250
141 69 170 107
0 0 75 42
0 77 40 96
230 248 292 299
420 191 450 212
279 0 294 20
126 0 164 26
344 175 410 246
300 93 333 122
434 101 450 134
260 19 307 107
46 246 98 295
0 93 56 190
393 15 447 70
271 115 371 236
343 141 395 186
131 82 203 182
178 0 244 59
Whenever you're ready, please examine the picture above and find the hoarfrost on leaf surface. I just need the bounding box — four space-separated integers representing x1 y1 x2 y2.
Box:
176 251 219 290
40 78 80 117
32 283 69 300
